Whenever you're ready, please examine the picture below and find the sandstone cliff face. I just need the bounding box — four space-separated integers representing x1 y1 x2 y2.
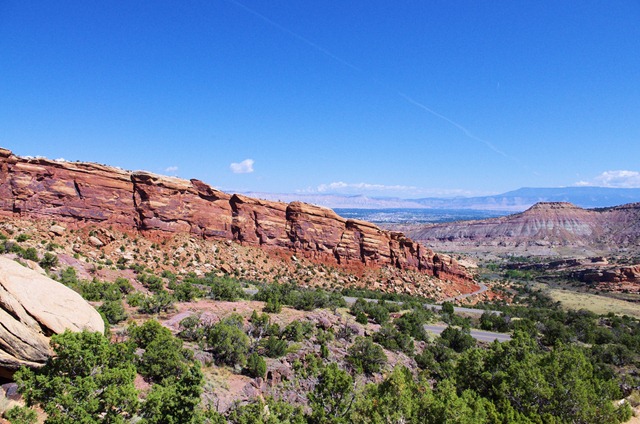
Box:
0 149 136 226
0 257 104 377
132 172 233 238
0 149 470 282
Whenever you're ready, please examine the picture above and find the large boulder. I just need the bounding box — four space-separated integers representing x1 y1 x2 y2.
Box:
0 257 104 377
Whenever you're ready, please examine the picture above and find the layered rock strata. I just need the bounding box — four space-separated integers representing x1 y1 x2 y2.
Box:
0 149 470 282
404 201 640 249
0 257 104 377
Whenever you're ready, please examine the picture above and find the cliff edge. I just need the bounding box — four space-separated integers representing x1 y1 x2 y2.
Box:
0 148 470 283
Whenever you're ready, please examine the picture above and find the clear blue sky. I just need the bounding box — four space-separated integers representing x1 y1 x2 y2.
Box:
2 1 639 198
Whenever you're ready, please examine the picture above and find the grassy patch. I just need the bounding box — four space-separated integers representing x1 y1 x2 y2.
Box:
538 284 640 318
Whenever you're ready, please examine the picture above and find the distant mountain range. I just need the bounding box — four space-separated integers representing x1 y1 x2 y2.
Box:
243 187 640 212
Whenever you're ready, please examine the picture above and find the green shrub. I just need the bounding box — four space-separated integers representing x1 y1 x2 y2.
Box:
308 363 354 423
138 331 190 382
262 335 287 358
438 326 476 353
204 315 250 367
99 300 128 325
3 406 37 424
263 294 282 313
178 315 204 342
21 247 38 261
138 273 164 293
173 281 201 302
355 310 368 324
395 307 433 341
373 324 414 355
115 277 134 294
39 252 59 270
244 352 267 379
138 291 175 314
126 292 145 307
282 320 313 342
14 331 138 423
347 336 387 375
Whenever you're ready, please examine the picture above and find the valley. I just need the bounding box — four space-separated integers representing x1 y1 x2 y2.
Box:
0 149 639 423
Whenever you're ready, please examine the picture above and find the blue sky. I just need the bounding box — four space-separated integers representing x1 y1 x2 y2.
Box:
2 1 639 198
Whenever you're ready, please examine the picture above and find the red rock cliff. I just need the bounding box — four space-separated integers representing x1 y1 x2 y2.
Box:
0 148 470 282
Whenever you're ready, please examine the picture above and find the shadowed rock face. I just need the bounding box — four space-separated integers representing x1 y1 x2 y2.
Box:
0 257 104 377
0 148 471 282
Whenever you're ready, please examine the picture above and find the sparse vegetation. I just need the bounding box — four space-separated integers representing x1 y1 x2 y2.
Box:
2 216 639 423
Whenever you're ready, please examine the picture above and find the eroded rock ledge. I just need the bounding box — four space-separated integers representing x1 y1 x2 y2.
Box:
0 148 470 283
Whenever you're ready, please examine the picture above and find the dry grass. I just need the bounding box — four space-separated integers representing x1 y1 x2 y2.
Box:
537 284 640 318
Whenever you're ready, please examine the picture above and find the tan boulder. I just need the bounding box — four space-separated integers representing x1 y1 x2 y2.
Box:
0 257 104 377
88 235 105 247
49 224 66 236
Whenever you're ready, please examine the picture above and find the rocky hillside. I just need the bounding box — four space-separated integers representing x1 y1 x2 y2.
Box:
0 148 469 284
399 201 640 256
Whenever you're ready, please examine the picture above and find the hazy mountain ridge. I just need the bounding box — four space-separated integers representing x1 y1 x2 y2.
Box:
245 187 640 211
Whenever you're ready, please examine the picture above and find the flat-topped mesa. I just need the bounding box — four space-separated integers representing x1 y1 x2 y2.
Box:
0 148 471 281
527 201 580 210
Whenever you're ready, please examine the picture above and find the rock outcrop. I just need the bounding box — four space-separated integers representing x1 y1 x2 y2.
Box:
0 149 470 282
572 265 640 285
0 257 105 377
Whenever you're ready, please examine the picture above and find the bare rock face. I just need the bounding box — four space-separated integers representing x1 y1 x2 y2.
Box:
0 257 104 377
230 194 290 247
132 172 233 238
573 265 640 285
0 148 135 226
0 148 471 282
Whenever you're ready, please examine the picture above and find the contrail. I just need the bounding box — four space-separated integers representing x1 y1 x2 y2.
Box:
223 0 512 160
224 0 362 73
397 92 509 158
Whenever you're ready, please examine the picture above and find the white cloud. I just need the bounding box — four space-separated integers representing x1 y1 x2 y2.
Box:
576 170 640 188
164 166 178 173
230 159 254 174
303 181 487 198
316 181 416 193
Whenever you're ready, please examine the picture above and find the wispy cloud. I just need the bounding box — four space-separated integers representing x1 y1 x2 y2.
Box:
230 159 255 174
224 0 513 162
316 181 416 193
164 165 178 173
576 170 640 188
300 181 489 198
